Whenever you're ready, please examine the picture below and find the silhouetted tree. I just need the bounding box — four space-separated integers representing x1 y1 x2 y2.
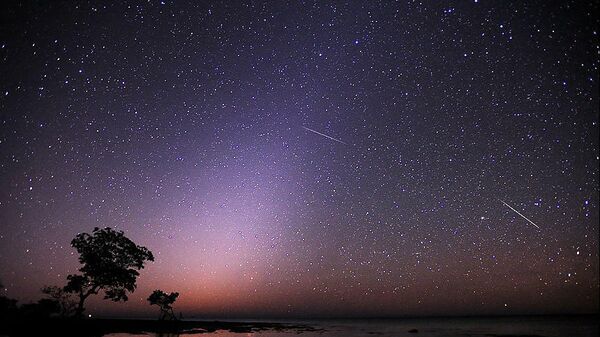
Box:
0 280 19 321
41 285 77 317
147 290 179 320
19 298 60 318
64 227 154 317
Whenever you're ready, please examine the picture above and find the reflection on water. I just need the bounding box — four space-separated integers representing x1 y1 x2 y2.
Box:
104 332 287 337
103 316 599 337
104 332 301 337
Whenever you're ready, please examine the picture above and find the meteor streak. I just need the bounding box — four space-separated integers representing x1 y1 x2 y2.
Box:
499 199 540 229
302 126 347 145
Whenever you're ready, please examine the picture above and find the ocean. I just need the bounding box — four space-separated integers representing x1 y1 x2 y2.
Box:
103 315 598 337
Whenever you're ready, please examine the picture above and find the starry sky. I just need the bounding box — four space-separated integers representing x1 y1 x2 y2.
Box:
0 1 598 318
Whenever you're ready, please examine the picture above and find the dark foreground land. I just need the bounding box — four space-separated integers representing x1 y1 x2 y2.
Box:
0 318 323 337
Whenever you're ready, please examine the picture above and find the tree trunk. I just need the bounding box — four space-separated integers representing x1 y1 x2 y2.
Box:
75 293 86 318
75 288 95 318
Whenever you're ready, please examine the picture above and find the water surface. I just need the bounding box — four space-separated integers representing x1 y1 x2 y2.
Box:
103 316 598 337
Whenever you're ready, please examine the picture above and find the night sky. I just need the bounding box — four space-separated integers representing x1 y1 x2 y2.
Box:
0 1 598 318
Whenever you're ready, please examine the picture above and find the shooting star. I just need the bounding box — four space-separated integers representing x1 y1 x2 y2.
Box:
302 126 347 145
498 199 540 229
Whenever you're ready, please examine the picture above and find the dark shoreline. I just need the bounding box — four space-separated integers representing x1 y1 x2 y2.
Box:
0 318 324 337
1 314 597 337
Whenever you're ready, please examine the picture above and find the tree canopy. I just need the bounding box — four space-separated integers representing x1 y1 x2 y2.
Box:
41 286 77 317
147 290 179 320
64 227 154 316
